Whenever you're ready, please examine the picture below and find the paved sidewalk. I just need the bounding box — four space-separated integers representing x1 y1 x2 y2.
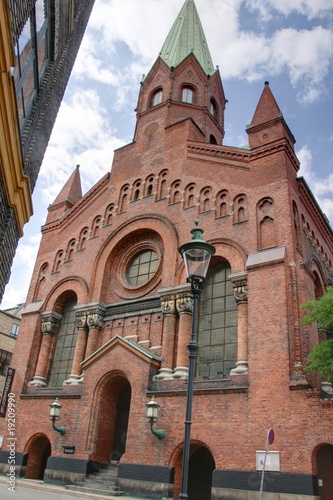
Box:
0 475 143 500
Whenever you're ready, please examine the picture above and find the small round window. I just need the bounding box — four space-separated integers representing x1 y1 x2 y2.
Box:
127 250 159 287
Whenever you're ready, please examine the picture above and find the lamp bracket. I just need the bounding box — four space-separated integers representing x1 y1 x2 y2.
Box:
51 418 66 435
149 419 165 440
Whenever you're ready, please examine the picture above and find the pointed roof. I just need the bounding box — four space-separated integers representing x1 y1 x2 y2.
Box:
51 164 82 208
247 81 296 149
250 81 282 127
159 0 215 75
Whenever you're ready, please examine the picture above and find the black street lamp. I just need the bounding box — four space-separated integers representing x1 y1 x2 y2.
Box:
178 220 215 499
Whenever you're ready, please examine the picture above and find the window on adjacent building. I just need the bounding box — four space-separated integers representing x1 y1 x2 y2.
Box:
127 250 159 287
10 323 19 338
0 350 12 376
13 0 49 126
196 262 237 380
48 296 78 387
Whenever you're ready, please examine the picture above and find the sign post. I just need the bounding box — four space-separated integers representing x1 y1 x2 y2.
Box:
259 427 274 500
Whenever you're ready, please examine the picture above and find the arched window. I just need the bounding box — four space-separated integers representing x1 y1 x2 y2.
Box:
216 190 228 218
313 270 324 300
132 180 142 201
157 169 168 200
210 134 217 144
105 204 115 226
48 296 78 387
145 175 155 196
66 239 76 261
184 183 196 209
53 250 64 273
119 184 130 212
78 227 89 249
233 194 247 224
200 187 212 213
257 197 276 249
91 216 102 238
293 202 302 252
150 88 163 108
170 180 182 204
209 98 218 121
34 263 48 300
182 86 195 104
196 262 237 380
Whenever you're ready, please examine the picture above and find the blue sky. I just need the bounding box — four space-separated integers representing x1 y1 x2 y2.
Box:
1 0 333 309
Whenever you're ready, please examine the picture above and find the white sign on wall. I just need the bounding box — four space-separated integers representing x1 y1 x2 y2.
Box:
256 451 280 471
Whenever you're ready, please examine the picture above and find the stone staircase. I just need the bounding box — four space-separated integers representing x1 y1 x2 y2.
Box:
65 462 126 496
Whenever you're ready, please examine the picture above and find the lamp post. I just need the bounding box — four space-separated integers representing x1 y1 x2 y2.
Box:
178 220 215 500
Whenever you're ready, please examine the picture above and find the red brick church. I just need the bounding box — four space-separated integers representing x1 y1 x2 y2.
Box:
1 1 333 499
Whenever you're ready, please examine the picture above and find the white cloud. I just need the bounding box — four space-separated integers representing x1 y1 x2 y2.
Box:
246 0 333 21
270 27 333 103
88 0 178 62
72 34 121 85
40 88 125 204
84 1 333 105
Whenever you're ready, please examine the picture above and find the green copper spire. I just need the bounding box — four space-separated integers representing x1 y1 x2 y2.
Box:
159 0 215 76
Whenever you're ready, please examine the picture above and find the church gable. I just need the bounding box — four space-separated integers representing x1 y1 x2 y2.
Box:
81 335 162 371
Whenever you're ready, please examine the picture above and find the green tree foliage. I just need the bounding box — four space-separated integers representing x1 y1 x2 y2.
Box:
301 287 333 382
301 287 333 330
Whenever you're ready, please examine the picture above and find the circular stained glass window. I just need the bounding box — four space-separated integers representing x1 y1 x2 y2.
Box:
127 250 159 287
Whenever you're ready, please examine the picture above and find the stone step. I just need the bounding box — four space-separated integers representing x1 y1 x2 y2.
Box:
73 481 120 490
89 470 118 479
85 478 117 485
65 463 124 497
66 485 126 496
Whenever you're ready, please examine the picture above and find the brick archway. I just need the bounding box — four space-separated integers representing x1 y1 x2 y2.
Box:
170 440 215 500
24 433 51 480
90 373 131 464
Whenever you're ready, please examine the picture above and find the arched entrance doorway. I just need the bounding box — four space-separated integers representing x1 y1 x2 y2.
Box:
24 434 51 479
92 373 131 464
188 446 215 500
317 444 333 500
112 384 131 461
171 442 215 500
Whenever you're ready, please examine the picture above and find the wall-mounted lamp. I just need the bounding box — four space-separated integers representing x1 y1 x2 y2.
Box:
145 396 165 440
50 398 66 435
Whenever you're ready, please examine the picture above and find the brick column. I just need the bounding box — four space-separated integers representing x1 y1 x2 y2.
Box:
85 306 106 358
173 291 193 379
230 273 248 375
63 310 87 384
28 312 62 387
155 295 177 380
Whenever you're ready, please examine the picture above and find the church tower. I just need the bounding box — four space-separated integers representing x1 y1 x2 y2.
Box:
1 1 333 499
134 0 226 145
